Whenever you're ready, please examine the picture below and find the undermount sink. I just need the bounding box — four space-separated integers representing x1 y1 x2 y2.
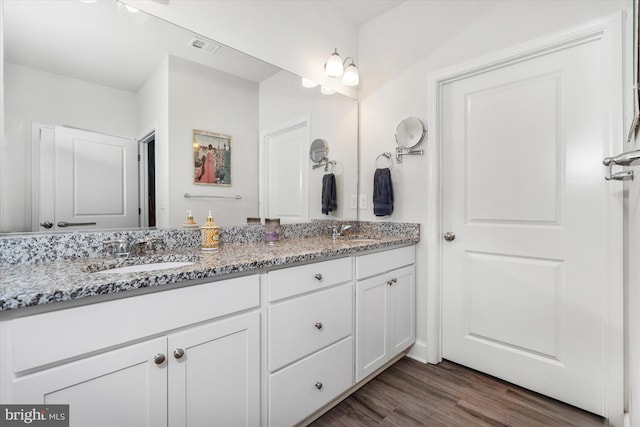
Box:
94 261 195 274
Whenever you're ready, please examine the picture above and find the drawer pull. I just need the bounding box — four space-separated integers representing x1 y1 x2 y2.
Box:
314 322 323 330
314 273 323 281
154 353 166 365
173 348 185 359
315 382 324 390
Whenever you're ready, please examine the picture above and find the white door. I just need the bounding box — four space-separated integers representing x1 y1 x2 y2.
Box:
262 119 309 222
167 312 260 427
53 126 138 231
441 29 620 415
12 338 167 427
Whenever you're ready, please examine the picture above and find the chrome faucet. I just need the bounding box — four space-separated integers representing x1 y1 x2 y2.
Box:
331 224 352 239
103 237 165 258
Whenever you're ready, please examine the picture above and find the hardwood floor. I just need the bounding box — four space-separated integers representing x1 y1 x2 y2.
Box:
309 358 607 427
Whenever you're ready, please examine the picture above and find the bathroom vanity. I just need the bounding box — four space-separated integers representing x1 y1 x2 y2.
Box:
0 222 418 426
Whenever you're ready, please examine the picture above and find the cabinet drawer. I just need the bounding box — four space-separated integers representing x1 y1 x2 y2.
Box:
269 283 352 372
268 257 352 301
356 245 415 280
269 337 353 427
9 275 260 373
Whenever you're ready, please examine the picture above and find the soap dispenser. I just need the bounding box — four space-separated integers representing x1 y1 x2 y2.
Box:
200 210 220 251
183 210 199 229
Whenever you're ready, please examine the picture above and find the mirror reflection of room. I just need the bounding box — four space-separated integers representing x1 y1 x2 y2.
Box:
0 0 358 234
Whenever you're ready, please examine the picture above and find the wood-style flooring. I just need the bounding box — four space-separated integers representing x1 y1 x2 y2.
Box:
309 357 607 427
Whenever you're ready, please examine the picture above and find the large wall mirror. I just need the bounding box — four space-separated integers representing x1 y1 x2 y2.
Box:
1 0 358 234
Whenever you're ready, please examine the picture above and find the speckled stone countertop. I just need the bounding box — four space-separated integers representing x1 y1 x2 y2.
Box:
0 232 418 312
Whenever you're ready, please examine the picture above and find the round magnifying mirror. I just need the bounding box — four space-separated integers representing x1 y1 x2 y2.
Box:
309 139 328 163
395 117 426 149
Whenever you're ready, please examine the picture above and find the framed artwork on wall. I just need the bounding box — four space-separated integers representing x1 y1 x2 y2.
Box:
193 129 232 186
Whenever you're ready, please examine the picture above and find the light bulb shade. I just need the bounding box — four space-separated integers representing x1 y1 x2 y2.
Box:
321 85 336 95
301 78 318 88
342 63 360 86
325 49 344 77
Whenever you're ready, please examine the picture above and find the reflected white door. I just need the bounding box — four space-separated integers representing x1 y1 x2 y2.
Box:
53 126 138 231
441 31 618 415
263 119 309 222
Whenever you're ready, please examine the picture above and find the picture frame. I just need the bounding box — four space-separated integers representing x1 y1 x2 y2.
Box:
193 129 232 186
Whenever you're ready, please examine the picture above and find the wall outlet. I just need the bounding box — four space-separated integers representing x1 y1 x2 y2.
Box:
350 195 358 209
359 195 367 210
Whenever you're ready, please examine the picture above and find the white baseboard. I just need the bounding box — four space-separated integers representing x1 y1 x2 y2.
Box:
406 339 428 364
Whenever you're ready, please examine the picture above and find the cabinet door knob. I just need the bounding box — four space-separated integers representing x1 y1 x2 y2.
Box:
173 348 185 359
314 273 323 281
154 353 166 365
444 232 456 241
315 382 324 390
314 322 323 330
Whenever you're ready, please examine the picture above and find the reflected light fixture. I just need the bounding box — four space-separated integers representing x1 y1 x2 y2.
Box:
324 48 360 86
321 85 336 95
301 78 318 88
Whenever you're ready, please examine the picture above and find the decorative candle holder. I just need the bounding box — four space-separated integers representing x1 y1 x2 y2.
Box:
264 218 281 244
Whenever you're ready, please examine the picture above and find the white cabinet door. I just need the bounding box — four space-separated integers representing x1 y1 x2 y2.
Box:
12 338 167 427
389 265 415 355
167 311 260 427
356 265 415 382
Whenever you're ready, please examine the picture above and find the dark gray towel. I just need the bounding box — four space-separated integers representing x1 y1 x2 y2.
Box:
322 173 337 215
373 168 393 216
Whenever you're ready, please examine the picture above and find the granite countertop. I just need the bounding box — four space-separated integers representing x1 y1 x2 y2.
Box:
0 234 418 311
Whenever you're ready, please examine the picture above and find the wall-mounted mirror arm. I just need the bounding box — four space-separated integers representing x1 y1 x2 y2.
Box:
395 147 424 163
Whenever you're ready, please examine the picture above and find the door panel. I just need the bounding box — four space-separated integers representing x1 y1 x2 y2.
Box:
264 121 309 222
442 36 607 415
54 126 138 230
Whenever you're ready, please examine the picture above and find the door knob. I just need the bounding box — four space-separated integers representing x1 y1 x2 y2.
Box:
154 354 166 365
173 348 185 359
40 221 53 229
443 232 456 241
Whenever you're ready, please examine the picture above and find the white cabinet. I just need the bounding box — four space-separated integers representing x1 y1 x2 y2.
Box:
3 276 260 427
355 246 416 382
266 257 354 426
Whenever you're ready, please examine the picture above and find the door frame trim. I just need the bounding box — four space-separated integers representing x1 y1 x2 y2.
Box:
426 13 626 422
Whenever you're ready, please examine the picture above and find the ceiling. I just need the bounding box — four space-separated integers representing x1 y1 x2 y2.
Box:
3 0 280 93
327 0 404 27
3 0 404 94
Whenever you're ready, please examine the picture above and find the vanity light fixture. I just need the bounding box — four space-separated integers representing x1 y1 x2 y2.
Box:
302 78 318 88
342 58 360 86
324 48 344 77
324 48 360 86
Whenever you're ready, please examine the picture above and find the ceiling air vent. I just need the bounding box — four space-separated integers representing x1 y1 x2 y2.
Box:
189 37 220 55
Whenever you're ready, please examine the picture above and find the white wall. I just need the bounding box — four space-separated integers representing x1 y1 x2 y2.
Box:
358 0 630 362
2 62 137 233
260 71 359 221
121 0 359 98
168 56 259 227
137 56 170 228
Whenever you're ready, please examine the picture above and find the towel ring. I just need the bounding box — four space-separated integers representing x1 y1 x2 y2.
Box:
376 152 393 169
